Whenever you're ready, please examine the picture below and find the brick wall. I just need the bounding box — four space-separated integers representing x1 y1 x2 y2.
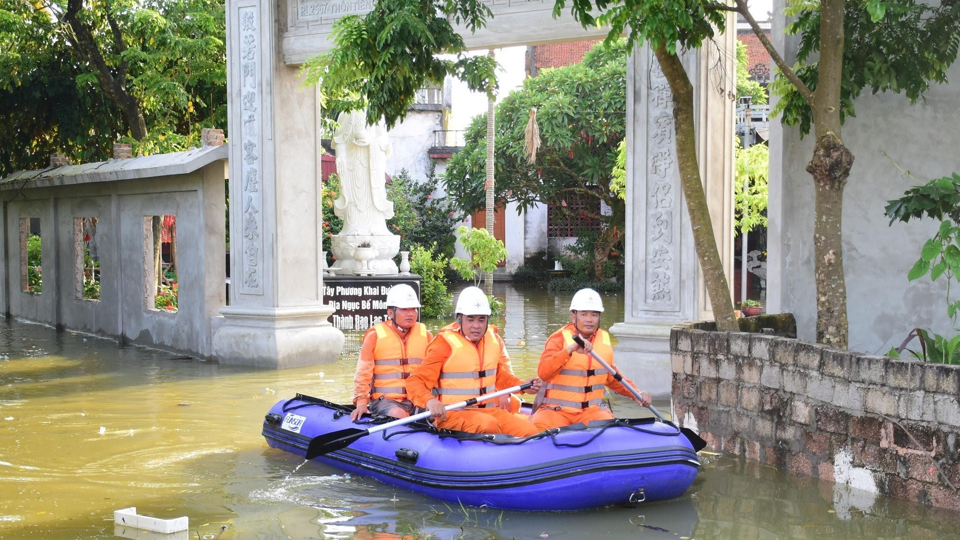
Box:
671 323 960 511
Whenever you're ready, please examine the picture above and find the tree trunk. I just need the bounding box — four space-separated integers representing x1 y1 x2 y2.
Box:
63 0 148 141
152 216 162 289
807 0 852 348
484 50 496 297
592 227 620 281
654 46 738 332
807 134 852 347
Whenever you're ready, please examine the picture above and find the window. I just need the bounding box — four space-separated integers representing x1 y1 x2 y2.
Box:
143 215 178 312
20 218 41 294
75 217 100 301
547 193 602 237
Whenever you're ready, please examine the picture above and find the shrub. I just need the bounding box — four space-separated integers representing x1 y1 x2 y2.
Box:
558 229 625 283
387 169 461 259
155 283 178 311
450 226 507 287
511 264 547 284
547 278 622 293
410 244 452 319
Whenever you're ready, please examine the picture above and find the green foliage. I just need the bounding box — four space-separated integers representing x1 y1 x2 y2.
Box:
410 244 452 319
547 278 622 293
449 226 507 286
321 171 461 263
558 229 624 283
610 139 627 201
27 234 42 267
301 0 498 128
26 234 42 293
887 171 960 364
734 140 769 234
736 41 767 105
321 174 346 259
155 283 178 311
445 40 627 280
511 264 548 284
445 40 626 217
741 298 762 308
884 172 960 226
0 0 227 176
888 328 960 365
386 170 462 259
771 0 960 138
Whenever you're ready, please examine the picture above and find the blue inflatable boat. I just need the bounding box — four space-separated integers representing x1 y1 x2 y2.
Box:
262 394 700 511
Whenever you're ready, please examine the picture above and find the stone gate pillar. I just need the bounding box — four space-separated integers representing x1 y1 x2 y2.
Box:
213 0 344 367
610 32 736 397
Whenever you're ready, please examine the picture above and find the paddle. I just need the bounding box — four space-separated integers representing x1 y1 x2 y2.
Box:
572 335 707 451
304 381 535 459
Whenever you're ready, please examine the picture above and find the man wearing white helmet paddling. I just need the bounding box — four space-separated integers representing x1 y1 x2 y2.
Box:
530 288 652 431
350 284 432 421
407 286 543 437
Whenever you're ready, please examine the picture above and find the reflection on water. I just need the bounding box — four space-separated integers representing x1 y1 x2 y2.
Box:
0 284 958 539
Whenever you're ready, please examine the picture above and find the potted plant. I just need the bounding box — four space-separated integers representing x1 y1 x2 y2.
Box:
741 299 762 317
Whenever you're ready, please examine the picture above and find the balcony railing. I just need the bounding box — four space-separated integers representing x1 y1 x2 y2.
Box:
432 130 465 148
413 87 443 106
736 104 770 131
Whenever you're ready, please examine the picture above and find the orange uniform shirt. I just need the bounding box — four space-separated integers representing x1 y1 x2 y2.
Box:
537 326 636 399
407 328 523 409
352 322 433 408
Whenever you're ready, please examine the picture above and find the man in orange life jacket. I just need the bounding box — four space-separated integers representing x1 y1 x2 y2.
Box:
407 286 542 437
350 284 432 421
530 288 652 431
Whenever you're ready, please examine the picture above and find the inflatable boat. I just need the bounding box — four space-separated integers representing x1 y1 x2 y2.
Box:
262 394 700 511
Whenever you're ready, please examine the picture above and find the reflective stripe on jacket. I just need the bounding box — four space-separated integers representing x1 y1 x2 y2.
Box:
370 322 429 400
434 323 500 407
541 327 614 411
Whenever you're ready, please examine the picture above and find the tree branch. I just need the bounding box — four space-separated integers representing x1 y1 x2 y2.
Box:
105 4 130 82
733 0 816 107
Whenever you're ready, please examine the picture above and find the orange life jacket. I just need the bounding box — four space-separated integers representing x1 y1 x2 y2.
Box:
434 322 501 407
369 322 429 401
541 326 614 412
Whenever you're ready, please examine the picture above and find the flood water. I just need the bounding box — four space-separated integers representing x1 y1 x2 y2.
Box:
1 283 959 540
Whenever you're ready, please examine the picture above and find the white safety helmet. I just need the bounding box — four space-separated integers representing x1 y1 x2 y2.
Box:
385 284 421 309
570 288 604 312
455 286 492 316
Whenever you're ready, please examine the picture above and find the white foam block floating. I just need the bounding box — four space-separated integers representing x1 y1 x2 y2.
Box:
114 507 188 534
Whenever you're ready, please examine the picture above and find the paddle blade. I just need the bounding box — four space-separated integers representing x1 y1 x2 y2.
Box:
304 427 369 459
681 427 707 452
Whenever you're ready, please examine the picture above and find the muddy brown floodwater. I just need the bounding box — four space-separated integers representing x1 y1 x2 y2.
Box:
1 284 959 539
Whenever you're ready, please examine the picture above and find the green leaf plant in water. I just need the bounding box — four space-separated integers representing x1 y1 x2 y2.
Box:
885 171 960 364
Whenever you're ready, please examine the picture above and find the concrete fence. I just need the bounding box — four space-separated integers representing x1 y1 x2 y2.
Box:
0 144 227 358
671 320 960 511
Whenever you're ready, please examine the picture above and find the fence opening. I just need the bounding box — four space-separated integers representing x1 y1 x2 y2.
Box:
75 217 101 301
20 218 41 294
143 215 178 312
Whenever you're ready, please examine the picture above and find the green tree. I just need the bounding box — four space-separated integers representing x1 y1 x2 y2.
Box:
736 40 767 106
734 140 769 235
445 40 627 281
0 0 227 176
743 0 960 347
449 226 507 287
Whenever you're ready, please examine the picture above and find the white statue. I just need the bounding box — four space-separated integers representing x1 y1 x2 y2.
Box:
333 110 393 236
328 110 401 275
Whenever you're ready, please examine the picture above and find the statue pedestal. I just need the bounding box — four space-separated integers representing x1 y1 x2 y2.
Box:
330 235 400 275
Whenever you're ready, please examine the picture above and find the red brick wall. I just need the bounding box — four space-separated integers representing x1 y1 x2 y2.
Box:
527 40 603 76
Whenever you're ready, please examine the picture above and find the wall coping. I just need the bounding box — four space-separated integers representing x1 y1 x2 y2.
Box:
0 144 229 191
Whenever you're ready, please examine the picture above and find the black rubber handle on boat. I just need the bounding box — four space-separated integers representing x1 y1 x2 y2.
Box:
303 381 535 460
572 335 706 452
